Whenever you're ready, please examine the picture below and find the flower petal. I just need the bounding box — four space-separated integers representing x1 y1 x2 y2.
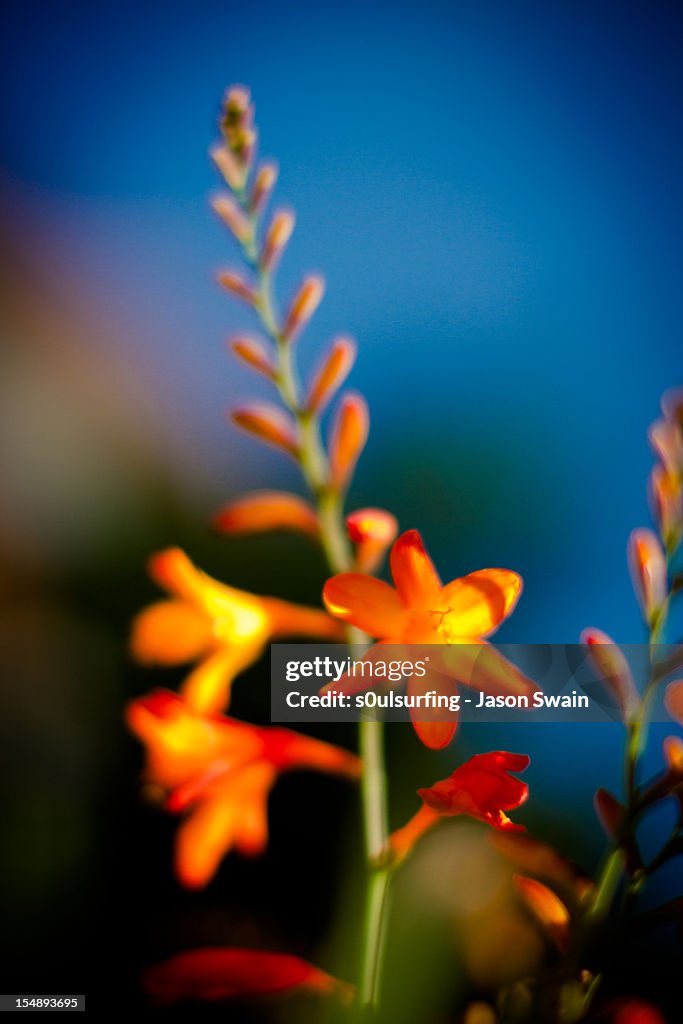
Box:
130 600 213 665
390 530 442 610
174 764 275 889
431 641 540 701
437 569 522 638
407 672 458 749
181 644 263 715
143 948 344 1005
323 573 407 637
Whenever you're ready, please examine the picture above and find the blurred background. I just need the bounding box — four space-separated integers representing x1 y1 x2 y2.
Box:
1 0 682 1018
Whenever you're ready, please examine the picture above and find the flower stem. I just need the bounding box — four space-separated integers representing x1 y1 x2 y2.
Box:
231 202 392 1011
358 719 391 1010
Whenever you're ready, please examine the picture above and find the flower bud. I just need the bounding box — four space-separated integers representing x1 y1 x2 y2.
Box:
306 337 356 414
231 404 299 458
513 875 570 952
661 386 683 428
346 507 398 573
282 276 325 341
229 337 275 379
649 464 682 552
210 143 247 192
649 418 683 476
580 628 639 720
663 735 683 773
329 393 369 490
211 194 252 244
664 680 683 726
261 210 295 272
463 1003 497 1024
220 85 256 165
594 788 624 839
627 528 667 628
217 270 258 305
250 162 278 214
213 491 319 538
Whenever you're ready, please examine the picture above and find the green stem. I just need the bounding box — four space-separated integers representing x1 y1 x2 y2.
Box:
359 719 391 1010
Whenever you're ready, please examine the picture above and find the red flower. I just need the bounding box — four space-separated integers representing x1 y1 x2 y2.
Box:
143 948 350 1005
391 751 530 861
126 690 360 888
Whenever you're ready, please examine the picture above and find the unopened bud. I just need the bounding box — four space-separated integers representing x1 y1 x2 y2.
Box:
213 490 319 538
283 276 325 341
665 680 683 726
231 403 299 458
649 464 682 553
211 194 252 244
627 528 668 629
210 143 247 192
580 628 640 720
594 788 624 839
230 336 275 379
329 393 369 490
250 162 278 214
217 270 258 305
306 337 356 413
261 210 295 272
513 875 570 953
346 507 398 572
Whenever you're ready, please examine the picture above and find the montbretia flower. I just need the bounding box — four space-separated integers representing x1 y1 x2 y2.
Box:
261 209 295 272
390 752 530 861
283 275 325 342
663 734 683 772
127 690 360 888
346 507 398 573
323 529 536 747
143 948 351 1005
329 393 369 491
131 548 342 714
213 490 319 539
580 628 640 721
231 402 299 458
649 463 682 553
627 528 667 629
664 680 683 726
249 161 278 214
211 193 253 245
513 875 570 953
306 337 357 414
229 336 276 379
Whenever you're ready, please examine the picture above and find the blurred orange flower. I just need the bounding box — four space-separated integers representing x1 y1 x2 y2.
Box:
323 529 533 746
127 690 360 888
143 947 350 1005
131 548 343 714
391 752 530 861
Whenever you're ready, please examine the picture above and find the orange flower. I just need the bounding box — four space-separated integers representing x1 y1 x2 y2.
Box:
346 507 398 573
391 752 530 861
664 680 683 726
143 948 350 1005
627 528 667 628
127 690 360 888
513 875 570 953
213 490 319 539
580 628 640 721
323 529 535 747
131 548 343 714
